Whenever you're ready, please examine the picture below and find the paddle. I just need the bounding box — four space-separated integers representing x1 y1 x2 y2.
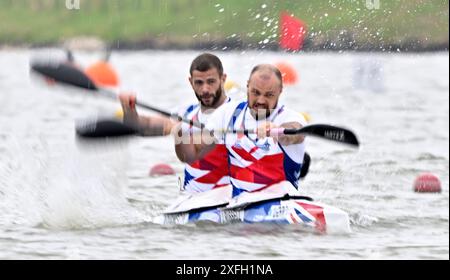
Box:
30 61 359 147
31 61 205 129
275 124 359 146
75 117 139 138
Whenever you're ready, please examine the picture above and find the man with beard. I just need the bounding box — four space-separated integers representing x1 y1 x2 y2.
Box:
175 64 307 197
119 53 232 193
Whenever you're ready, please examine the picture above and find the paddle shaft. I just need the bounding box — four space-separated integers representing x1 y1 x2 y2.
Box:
96 88 205 129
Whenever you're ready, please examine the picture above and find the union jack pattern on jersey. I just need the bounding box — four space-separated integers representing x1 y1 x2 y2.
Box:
181 102 230 193
223 102 304 197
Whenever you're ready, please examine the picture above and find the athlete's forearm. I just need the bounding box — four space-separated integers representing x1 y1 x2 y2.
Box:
174 129 217 163
123 112 173 136
137 115 173 136
278 122 304 145
175 142 216 164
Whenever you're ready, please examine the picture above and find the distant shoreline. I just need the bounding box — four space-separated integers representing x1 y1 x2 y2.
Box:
3 1 448 53
109 38 449 53
2 37 448 53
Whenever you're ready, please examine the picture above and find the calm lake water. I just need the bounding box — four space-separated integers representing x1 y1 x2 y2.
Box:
0 50 448 259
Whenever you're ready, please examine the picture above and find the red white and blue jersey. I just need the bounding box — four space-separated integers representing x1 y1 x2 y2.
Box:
177 99 231 193
205 101 306 197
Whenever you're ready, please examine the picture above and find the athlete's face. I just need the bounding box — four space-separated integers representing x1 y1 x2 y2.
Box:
247 72 282 119
189 68 226 108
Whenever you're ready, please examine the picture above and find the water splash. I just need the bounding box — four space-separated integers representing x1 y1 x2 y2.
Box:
1 135 148 230
350 212 379 228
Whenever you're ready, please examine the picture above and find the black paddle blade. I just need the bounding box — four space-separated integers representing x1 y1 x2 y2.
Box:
288 124 360 147
75 118 138 138
299 152 311 178
31 61 98 91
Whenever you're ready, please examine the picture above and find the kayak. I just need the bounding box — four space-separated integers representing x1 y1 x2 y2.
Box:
154 183 351 234
75 117 138 138
159 197 351 234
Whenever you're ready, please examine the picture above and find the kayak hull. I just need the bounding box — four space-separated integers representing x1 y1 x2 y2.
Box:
159 197 351 234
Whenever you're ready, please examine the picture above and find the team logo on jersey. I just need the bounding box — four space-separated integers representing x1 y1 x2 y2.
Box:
256 139 271 151
234 139 243 149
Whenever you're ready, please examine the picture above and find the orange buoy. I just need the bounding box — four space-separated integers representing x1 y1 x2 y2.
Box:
85 61 119 87
413 173 442 193
275 62 298 85
149 163 175 176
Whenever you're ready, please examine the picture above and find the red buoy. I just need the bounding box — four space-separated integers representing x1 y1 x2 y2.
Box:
149 163 175 176
413 173 442 193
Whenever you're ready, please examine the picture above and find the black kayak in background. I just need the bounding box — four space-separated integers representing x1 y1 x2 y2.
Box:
75 118 138 138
